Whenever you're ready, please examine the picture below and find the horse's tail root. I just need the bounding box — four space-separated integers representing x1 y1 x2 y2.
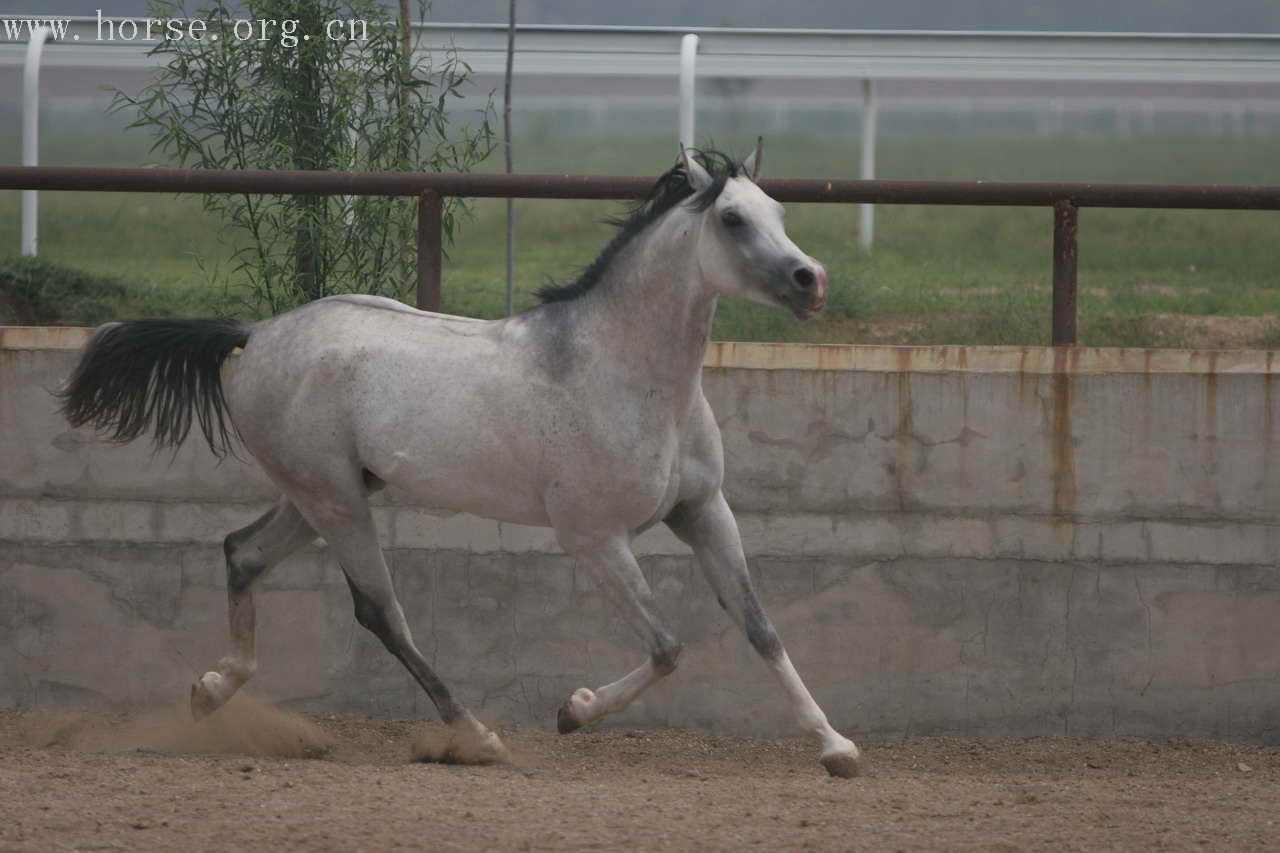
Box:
59 317 251 458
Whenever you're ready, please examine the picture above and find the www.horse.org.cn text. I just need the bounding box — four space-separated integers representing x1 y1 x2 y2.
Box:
1 12 372 48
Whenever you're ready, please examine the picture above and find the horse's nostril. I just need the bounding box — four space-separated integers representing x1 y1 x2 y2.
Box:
793 267 816 289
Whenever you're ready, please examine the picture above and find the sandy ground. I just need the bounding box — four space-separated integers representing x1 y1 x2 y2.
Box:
1 698 1277 852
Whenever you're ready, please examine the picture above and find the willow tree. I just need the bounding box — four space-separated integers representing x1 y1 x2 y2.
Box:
116 0 494 313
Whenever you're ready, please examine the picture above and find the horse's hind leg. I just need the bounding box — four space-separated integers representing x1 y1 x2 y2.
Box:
191 497 316 719
555 535 682 733
292 488 507 764
666 491 862 778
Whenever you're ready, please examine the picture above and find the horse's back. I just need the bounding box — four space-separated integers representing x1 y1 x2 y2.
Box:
315 293 487 324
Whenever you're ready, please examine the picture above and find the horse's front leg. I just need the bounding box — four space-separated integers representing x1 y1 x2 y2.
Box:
666 491 862 777
554 534 682 733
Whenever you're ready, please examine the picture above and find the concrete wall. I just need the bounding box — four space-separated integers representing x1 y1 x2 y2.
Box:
3 326 1278 741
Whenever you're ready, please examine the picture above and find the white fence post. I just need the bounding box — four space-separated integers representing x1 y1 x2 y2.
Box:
21 26 52 257
679 33 698 149
859 78 878 251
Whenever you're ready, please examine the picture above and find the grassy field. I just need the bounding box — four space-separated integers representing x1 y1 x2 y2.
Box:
2 112 1279 347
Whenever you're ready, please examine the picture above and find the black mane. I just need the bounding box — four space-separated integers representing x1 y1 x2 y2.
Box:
534 149 743 304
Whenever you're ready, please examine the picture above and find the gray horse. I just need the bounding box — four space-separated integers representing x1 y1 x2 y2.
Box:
61 144 861 777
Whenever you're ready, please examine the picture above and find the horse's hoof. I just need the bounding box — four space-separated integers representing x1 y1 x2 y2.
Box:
190 671 224 721
476 731 511 765
556 687 595 734
820 749 863 779
557 701 582 734
413 723 509 766
452 728 509 765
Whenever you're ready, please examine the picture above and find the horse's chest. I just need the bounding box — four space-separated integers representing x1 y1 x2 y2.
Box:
607 427 689 526
609 431 680 488
529 376 701 531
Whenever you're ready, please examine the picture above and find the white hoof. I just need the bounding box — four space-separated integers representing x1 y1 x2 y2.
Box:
471 729 511 765
557 687 597 734
413 719 510 766
190 671 229 720
819 742 863 778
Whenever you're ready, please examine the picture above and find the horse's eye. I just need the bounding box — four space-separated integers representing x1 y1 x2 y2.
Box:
721 211 744 228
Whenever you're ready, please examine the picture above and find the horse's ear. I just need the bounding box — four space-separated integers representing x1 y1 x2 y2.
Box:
742 136 764 181
680 144 714 192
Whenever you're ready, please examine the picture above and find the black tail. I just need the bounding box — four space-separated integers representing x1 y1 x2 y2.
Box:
60 318 251 458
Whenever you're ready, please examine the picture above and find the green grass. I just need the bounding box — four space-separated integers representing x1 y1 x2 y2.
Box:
0 255 140 324
2 112 1279 346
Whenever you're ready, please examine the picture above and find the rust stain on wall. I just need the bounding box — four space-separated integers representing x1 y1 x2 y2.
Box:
1264 353 1275 503
1204 351 1219 436
1265 353 1275 441
1015 346 1031 404
816 345 837 371
894 348 915 509
1201 352 1220 508
1051 348 1076 519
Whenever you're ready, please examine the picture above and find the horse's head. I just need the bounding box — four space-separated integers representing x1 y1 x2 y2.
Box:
681 140 827 320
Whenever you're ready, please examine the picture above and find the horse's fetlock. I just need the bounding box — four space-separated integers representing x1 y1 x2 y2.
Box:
227 554 265 594
217 656 256 682
224 533 267 593
651 640 683 675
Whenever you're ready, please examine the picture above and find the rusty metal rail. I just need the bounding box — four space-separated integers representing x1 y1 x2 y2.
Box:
4 164 1280 345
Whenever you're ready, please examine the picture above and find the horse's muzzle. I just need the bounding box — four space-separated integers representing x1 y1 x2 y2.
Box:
788 263 828 320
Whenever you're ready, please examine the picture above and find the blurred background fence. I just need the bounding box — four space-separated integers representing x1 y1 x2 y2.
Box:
3 19 1280 347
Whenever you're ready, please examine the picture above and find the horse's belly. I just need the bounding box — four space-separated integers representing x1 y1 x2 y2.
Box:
370 446 553 528
370 436 678 535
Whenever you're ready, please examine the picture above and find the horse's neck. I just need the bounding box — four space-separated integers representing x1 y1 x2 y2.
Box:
580 210 714 393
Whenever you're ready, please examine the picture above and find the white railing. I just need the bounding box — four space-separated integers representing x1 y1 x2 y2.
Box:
5 19 1280 254
19 24 51 256
678 32 698 150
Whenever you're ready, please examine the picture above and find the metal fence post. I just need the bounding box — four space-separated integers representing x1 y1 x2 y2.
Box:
858 78 878 251
678 34 699 150
21 26 52 257
416 191 443 311
1052 200 1079 346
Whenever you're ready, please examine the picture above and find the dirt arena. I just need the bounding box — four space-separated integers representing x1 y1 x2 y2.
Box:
1 698 1276 852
